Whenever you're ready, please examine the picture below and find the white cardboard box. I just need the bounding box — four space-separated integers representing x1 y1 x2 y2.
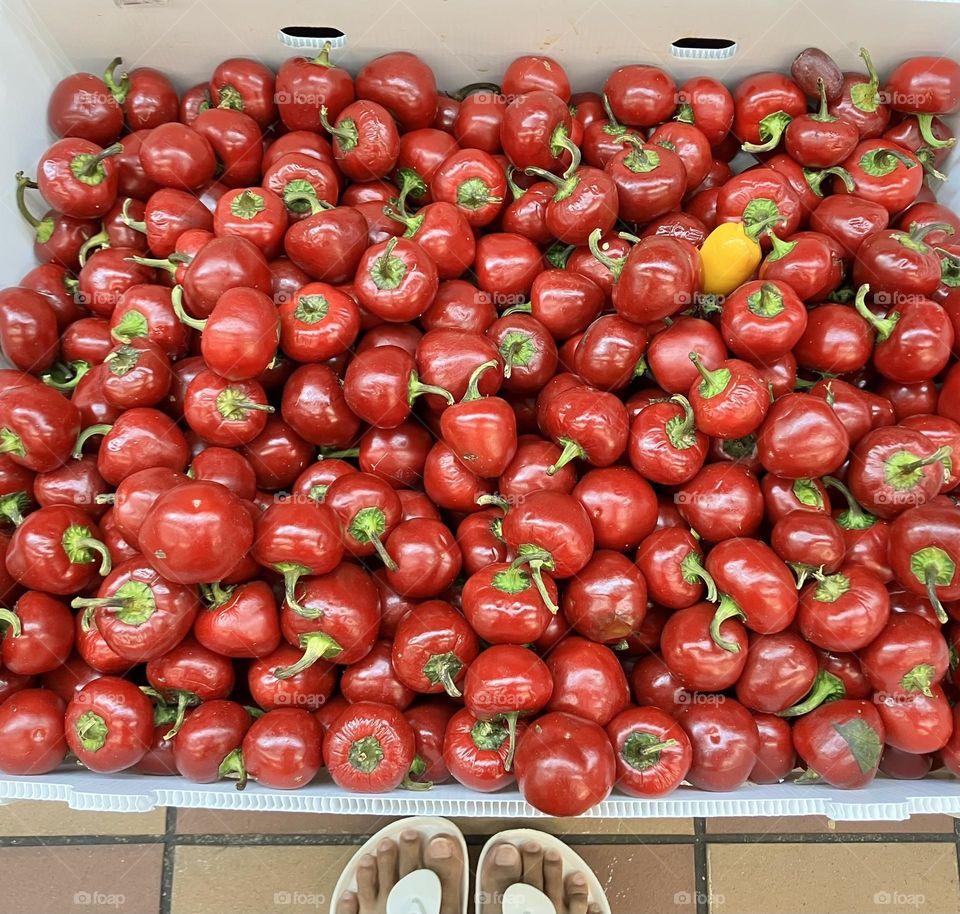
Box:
2 0 960 818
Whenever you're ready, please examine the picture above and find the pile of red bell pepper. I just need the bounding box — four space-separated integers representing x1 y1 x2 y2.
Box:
0 45 959 816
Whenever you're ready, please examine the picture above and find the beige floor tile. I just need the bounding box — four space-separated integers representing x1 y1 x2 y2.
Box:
572 844 696 914
708 842 960 914
0 801 165 837
454 816 695 835
0 844 162 914
466 840 695 913
175 809 391 836
172 845 356 914
706 814 955 835
175 809 695 837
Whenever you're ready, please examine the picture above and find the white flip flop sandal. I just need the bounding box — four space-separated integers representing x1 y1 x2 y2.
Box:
329 816 468 914
475 828 612 914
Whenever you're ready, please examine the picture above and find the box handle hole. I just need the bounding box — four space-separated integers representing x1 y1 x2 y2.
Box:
278 26 347 51
671 37 737 60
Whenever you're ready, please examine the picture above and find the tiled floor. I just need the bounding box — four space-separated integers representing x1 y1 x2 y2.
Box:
0 804 957 913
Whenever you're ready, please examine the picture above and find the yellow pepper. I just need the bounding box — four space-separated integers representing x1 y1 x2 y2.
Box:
699 222 764 296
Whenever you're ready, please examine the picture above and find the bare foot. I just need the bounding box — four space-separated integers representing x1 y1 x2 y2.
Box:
336 829 463 914
479 840 603 914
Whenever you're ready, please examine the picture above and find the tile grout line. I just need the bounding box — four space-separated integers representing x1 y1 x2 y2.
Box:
159 807 177 914
693 818 709 914
690 832 959 844
954 816 960 889
0 830 958 847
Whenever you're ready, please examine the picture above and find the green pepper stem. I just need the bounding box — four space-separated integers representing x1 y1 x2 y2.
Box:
859 47 880 88
318 447 360 460
546 437 585 476
0 608 22 639
476 493 510 512
311 42 334 68
925 562 951 625
505 165 525 201
742 111 792 153
78 143 123 178
0 492 27 527
853 283 898 341
161 691 194 741
41 360 91 392
680 550 718 602
369 533 398 572
587 228 624 279
318 105 353 143
812 78 834 122
395 169 427 214
274 562 310 614
709 594 746 653
400 773 433 791
171 285 207 331
509 551 557 614
915 113 956 150
74 537 112 576
461 359 499 403
522 164 565 191
120 198 147 233
218 747 248 790
78 228 110 267
284 182 330 216
102 56 130 104
744 213 787 242
274 631 343 678
602 92 620 126
766 231 797 262
688 351 730 397
501 301 533 316
126 254 177 276
203 581 235 608
664 394 698 450
381 200 418 233
502 710 520 772
14 172 42 230
408 371 454 406
451 81 502 102
901 445 952 474
71 424 112 459
778 670 845 717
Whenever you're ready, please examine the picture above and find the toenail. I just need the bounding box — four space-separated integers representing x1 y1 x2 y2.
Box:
524 842 541 854
430 838 452 859
545 850 561 862
495 845 518 865
571 873 586 886
401 830 418 842
378 840 393 853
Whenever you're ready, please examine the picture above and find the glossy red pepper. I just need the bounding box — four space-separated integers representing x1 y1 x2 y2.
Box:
432 149 506 228
797 565 890 652
792 699 884 788
676 698 759 792
687 352 769 440
514 711 616 816
462 643 554 768
590 230 702 325
65 675 154 773
37 138 122 219
48 64 124 145
0 689 66 775
323 700 417 793
276 43 354 130
442 707 525 793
